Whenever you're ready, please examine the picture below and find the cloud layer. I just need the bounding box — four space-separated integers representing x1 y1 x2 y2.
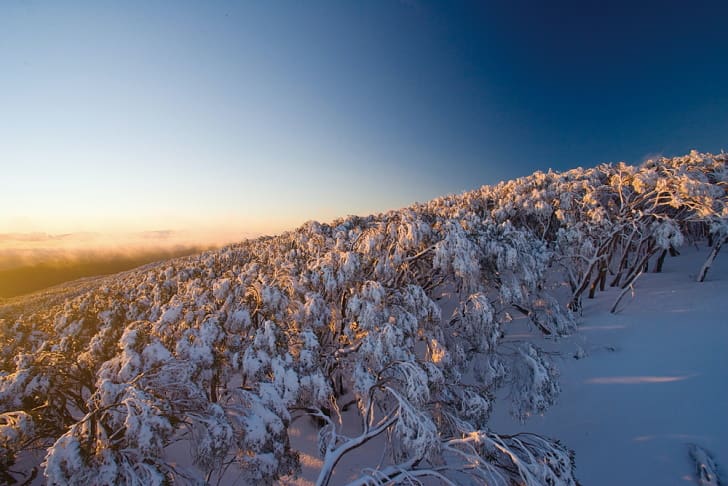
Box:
0 229 253 298
0 229 250 271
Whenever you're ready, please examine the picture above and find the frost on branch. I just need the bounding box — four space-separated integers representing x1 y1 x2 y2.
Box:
0 411 35 483
510 344 560 422
445 292 499 370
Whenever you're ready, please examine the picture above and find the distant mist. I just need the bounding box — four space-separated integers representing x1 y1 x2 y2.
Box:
0 230 250 299
0 247 214 299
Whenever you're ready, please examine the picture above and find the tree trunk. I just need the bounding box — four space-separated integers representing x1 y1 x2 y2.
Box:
655 249 667 273
210 371 218 403
569 265 593 311
589 260 608 298
621 242 655 289
611 268 643 313
697 237 726 282
610 228 639 287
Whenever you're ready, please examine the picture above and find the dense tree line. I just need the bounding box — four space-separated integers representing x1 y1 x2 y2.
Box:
0 151 725 484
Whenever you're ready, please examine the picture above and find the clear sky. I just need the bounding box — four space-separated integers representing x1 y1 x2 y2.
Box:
2 0 727 243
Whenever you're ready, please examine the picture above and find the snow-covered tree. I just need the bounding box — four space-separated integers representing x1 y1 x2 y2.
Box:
0 150 725 484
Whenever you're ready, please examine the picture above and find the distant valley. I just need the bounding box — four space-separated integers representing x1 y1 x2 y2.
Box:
0 246 214 299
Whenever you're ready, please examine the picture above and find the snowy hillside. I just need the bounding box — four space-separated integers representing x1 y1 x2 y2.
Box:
489 245 727 485
0 151 726 485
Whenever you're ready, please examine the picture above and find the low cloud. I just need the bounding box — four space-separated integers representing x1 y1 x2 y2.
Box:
0 232 77 243
0 229 254 271
137 230 176 240
0 229 257 298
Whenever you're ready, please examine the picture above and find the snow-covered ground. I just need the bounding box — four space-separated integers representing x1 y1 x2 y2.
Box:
490 245 727 485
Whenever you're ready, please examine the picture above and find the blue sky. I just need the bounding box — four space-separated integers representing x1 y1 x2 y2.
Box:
2 0 727 240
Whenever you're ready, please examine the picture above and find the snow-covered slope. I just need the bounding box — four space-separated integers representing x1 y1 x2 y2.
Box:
0 151 725 485
490 245 727 485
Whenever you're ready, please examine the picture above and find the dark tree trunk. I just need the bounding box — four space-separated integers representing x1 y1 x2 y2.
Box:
621 244 656 290
655 249 667 273
569 266 594 310
698 237 726 282
589 260 608 298
599 263 608 291
210 371 218 403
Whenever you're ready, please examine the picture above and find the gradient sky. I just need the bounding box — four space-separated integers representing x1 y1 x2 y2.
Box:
2 0 727 241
